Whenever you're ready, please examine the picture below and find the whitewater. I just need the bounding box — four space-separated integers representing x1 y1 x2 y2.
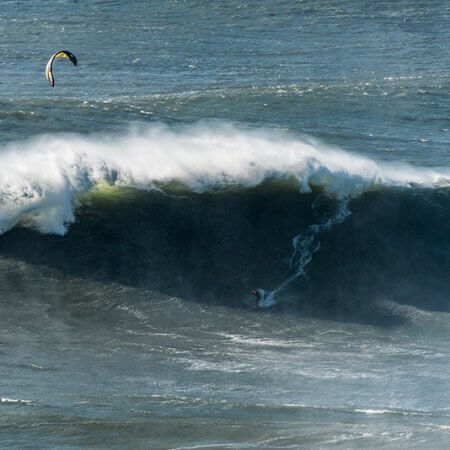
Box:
1 0 450 448
2 125 449 235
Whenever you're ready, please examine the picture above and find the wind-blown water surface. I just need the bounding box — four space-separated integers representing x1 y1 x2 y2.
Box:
1 1 449 448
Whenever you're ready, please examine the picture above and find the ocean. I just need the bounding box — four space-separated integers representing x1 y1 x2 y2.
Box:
1 0 450 448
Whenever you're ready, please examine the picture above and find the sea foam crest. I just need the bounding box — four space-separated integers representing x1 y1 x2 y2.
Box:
0 124 449 235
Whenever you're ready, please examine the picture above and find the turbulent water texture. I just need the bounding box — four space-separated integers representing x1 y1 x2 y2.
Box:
1 0 450 448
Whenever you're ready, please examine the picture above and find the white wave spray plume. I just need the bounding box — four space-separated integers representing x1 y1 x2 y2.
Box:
1 123 449 235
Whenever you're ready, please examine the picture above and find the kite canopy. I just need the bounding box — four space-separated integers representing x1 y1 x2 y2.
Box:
45 50 77 87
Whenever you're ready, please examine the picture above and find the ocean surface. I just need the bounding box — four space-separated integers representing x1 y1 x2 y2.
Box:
1 0 450 448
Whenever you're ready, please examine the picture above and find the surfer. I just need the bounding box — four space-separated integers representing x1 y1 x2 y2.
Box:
251 288 264 306
251 288 276 308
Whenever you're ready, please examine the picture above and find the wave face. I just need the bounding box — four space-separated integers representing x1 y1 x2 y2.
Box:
1 125 450 323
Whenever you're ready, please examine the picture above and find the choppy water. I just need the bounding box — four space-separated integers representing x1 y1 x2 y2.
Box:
1 1 450 448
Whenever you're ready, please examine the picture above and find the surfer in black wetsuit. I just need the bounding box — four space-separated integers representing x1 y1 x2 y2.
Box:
251 288 272 308
251 289 262 306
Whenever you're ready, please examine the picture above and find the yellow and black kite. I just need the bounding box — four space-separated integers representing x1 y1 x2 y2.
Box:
45 50 77 87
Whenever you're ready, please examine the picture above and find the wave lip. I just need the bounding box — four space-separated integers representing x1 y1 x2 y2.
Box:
1 124 449 235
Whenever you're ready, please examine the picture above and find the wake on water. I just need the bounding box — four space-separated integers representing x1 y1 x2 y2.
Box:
253 197 351 309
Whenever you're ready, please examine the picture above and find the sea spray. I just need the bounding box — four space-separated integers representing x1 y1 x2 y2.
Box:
1 124 449 236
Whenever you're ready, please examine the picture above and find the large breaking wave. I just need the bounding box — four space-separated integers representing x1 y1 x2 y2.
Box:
1 123 449 235
1 124 450 323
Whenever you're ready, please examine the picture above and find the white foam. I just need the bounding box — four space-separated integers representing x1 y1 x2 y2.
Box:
1 124 449 235
1 397 32 404
355 408 393 415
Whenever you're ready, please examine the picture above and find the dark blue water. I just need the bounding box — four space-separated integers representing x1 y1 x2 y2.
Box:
1 1 450 448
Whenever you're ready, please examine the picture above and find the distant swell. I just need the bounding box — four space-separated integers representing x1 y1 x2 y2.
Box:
1 397 32 405
1 123 449 235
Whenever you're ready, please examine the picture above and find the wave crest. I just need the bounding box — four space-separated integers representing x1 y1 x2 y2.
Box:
1 124 449 235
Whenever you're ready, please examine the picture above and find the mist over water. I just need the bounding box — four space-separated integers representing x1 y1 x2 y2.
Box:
1 0 450 448
1 124 449 236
